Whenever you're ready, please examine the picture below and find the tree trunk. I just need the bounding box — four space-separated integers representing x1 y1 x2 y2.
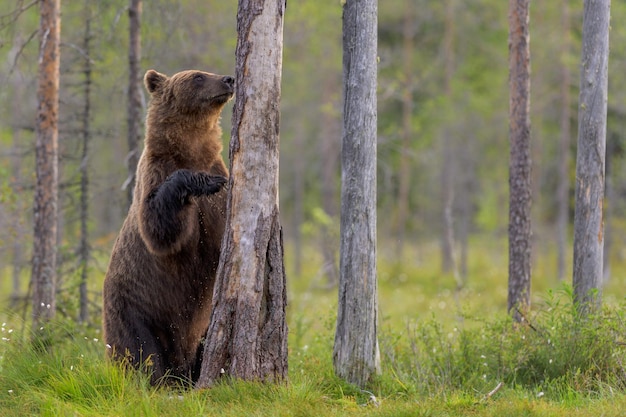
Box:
440 0 457 278
556 0 571 282
31 0 61 329
572 0 610 313
10 39 26 309
78 4 92 324
457 133 476 286
396 0 414 259
196 0 288 389
319 76 340 287
124 0 142 210
292 124 304 278
333 0 380 388
507 0 532 321
603 136 613 283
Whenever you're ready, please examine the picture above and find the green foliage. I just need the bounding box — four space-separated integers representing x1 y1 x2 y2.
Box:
375 286 626 403
2 244 626 416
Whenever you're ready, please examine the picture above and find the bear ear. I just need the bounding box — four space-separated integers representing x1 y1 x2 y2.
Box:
144 70 167 94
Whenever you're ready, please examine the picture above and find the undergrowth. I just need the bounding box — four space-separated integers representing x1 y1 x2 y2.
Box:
379 287 626 400
1 287 626 416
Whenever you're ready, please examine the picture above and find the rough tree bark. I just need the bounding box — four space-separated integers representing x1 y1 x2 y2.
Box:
556 0 571 282
507 0 532 321
333 0 381 388
573 0 610 313
124 0 142 210
31 0 61 329
196 0 288 388
78 4 92 323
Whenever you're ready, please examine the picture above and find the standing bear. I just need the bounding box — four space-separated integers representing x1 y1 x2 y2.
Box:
103 69 234 385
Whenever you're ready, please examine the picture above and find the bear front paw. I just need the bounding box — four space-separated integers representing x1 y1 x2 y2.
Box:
196 173 227 195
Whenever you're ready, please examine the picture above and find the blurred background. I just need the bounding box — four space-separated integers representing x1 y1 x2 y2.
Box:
1 0 626 321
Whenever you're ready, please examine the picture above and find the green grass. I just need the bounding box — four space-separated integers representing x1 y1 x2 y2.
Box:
2 237 626 416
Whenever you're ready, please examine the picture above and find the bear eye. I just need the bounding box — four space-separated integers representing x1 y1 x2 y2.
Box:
193 74 205 83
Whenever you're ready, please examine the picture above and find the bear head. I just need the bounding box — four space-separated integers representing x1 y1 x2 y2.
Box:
144 69 235 117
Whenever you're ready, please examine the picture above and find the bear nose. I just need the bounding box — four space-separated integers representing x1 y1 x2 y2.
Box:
222 76 235 88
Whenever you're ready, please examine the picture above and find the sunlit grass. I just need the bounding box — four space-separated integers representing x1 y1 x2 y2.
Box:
1 235 626 416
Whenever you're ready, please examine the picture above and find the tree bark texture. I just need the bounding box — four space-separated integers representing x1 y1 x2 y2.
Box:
333 0 381 388
573 0 610 313
196 0 287 389
507 0 532 321
124 0 142 210
31 0 61 328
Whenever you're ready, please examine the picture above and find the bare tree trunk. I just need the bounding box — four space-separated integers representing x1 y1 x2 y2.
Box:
603 136 613 283
396 0 414 259
573 0 610 313
196 0 288 388
124 0 142 210
333 0 380 388
10 40 25 309
32 0 61 329
319 77 340 287
292 124 304 278
78 4 92 324
507 0 532 321
440 0 457 278
556 0 571 282
457 133 476 286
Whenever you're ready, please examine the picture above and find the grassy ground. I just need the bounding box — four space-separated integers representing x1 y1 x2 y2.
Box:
2 237 626 416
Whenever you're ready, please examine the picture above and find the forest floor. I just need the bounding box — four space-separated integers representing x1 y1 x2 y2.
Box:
1 237 626 416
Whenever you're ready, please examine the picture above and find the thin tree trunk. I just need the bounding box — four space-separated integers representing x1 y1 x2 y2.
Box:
603 136 613 283
556 0 571 282
572 0 610 314
124 0 142 210
32 0 61 329
333 0 380 388
319 77 340 287
396 0 413 259
292 124 304 278
507 0 532 321
457 134 476 286
10 40 25 309
440 0 457 278
78 4 92 324
196 0 288 388
573 0 611 312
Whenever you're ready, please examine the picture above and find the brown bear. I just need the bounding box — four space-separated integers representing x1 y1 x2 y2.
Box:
103 69 234 385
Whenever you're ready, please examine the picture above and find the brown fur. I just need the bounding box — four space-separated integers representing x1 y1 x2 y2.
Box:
103 69 234 385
